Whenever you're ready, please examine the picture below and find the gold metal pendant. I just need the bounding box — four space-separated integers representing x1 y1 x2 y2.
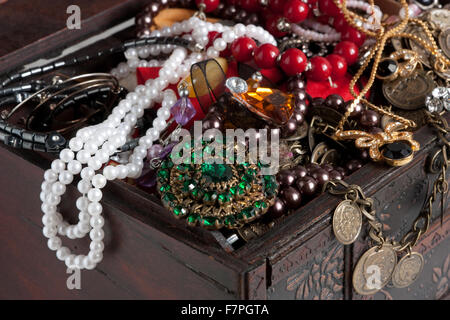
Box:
332 200 362 245
334 121 420 166
391 252 424 288
352 243 397 296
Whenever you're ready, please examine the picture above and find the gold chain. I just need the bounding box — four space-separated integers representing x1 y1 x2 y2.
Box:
324 112 450 253
332 0 450 134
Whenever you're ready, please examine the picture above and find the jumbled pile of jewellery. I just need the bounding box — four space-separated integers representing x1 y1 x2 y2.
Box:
4 0 443 295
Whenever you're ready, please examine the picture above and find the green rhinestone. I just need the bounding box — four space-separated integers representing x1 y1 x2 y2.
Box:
218 193 231 203
187 214 199 225
162 193 176 207
202 217 216 227
173 206 188 217
157 169 169 179
191 189 200 197
183 180 197 192
230 186 237 195
254 201 268 209
242 207 255 218
242 174 254 182
159 184 171 192
239 181 247 190
203 192 211 202
161 161 173 169
224 216 236 226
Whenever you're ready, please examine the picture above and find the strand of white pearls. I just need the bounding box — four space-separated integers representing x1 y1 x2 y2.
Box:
41 16 276 271
292 1 382 42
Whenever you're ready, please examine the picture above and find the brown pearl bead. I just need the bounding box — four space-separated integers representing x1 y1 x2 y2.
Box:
335 166 346 176
268 197 287 218
223 5 237 19
321 163 334 172
281 118 298 138
342 99 363 117
245 13 259 25
293 89 307 102
293 166 307 179
360 110 380 128
325 94 345 110
295 100 308 114
137 29 152 38
358 149 369 160
369 127 383 134
235 9 248 22
276 169 296 186
305 163 321 173
136 14 153 28
311 168 330 186
311 97 325 108
202 116 223 131
329 170 343 180
145 3 161 16
281 186 302 209
287 76 306 92
345 159 363 173
291 111 305 125
213 2 226 15
297 176 318 196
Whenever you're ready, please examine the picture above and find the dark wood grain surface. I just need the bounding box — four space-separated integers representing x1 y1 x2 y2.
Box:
0 0 148 74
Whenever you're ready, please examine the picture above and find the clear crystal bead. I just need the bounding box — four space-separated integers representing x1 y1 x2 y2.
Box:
426 96 444 113
225 77 248 94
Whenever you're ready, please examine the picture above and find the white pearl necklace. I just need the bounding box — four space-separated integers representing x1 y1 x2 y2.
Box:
292 1 382 42
40 17 276 271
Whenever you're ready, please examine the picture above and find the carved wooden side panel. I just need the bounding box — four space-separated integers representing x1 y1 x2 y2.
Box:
267 226 344 300
351 161 450 299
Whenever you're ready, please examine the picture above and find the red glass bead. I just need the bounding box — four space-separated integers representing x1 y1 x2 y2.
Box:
195 0 220 13
231 37 257 62
333 14 348 32
279 48 308 76
284 0 309 23
306 56 332 81
254 43 280 69
265 14 288 38
326 54 347 78
240 0 260 12
333 41 358 65
318 0 342 17
268 0 286 13
341 26 366 47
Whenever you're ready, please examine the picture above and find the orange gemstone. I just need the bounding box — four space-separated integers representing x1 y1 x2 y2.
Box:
231 78 295 125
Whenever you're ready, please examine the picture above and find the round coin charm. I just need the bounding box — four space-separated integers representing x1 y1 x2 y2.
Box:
438 28 450 60
392 252 424 288
382 70 435 110
332 200 362 245
311 142 328 164
352 244 397 295
428 9 450 31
